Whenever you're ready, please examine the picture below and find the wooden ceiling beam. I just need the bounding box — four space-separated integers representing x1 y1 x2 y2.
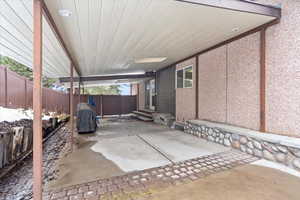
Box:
175 0 281 18
59 72 156 83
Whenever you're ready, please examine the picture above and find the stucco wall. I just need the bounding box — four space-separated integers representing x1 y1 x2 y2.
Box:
131 84 138 95
198 46 227 123
138 82 145 110
227 32 260 130
166 0 300 137
196 33 260 130
265 0 300 137
176 58 196 122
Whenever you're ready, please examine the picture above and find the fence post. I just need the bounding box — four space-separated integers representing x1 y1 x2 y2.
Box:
120 95 123 116
70 64 74 152
137 84 139 111
101 95 104 117
78 79 81 103
24 79 27 109
4 67 8 107
32 0 43 199
62 94 64 114
44 88 47 113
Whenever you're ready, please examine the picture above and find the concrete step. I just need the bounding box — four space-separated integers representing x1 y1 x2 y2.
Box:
134 115 153 122
174 121 185 131
139 109 156 114
132 111 153 118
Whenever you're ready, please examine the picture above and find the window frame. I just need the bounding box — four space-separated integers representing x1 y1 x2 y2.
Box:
176 65 193 89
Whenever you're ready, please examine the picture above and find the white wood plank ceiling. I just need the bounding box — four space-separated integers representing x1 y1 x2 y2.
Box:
1 0 276 78
44 0 275 77
0 0 74 78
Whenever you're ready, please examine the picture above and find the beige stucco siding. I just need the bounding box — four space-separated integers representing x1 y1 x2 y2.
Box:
176 58 196 122
138 82 145 110
174 0 300 137
131 84 138 95
196 33 260 130
227 32 260 130
265 0 300 137
198 46 227 123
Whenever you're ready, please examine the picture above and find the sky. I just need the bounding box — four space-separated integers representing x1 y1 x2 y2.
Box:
120 84 130 95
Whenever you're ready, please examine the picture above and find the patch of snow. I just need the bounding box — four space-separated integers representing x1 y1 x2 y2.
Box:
0 107 33 122
0 107 55 122
251 159 300 178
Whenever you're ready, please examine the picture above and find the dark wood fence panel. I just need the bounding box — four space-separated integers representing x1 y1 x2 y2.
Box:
26 80 33 109
74 95 136 116
0 67 5 106
102 95 122 115
6 70 26 108
58 92 69 114
94 95 102 115
0 66 69 113
1 66 137 115
121 96 137 114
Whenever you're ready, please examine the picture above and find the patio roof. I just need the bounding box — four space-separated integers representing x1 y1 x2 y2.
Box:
45 0 279 78
0 0 280 80
0 0 76 78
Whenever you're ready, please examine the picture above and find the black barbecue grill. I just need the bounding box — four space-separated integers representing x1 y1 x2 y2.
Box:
76 103 97 133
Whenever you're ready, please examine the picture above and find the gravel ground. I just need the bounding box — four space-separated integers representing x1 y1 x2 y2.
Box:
0 126 70 200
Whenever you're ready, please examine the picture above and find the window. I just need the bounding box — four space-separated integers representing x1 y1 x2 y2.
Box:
184 66 193 88
176 66 193 88
176 70 183 88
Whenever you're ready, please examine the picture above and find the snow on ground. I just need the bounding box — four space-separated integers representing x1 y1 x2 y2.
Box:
252 159 300 178
0 106 53 122
0 107 33 122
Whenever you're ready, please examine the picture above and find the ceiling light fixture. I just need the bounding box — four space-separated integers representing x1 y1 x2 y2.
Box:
135 57 167 64
232 27 240 32
59 9 72 17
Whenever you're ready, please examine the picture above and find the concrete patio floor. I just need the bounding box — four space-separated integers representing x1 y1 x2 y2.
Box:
44 118 300 200
47 118 229 189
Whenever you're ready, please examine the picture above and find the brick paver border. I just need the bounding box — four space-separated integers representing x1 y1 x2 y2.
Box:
44 150 259 200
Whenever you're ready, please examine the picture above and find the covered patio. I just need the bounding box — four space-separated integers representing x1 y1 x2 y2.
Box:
43 117 299 200
46 118 230 190
2 0 300 200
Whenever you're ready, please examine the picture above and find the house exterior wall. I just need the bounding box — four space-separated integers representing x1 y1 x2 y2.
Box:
138 82 145 110
198 46 227 123
156 66 176 115
194 0 300 136
176 58 196 122
265 0 300 137
131 84 138 95
139 0 300 137
227 32 260 130
197 33 260 130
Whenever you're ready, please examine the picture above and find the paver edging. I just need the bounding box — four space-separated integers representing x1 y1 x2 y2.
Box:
44 150 258 200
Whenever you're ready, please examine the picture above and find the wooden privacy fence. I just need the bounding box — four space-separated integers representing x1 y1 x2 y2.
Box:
0 66 69 113
0 66 137 115
73 94 137 116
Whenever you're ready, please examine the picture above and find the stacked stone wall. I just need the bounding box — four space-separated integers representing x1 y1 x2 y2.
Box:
185 121 300 172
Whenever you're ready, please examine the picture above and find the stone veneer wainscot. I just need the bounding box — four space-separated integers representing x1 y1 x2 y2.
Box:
184 120 300 172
